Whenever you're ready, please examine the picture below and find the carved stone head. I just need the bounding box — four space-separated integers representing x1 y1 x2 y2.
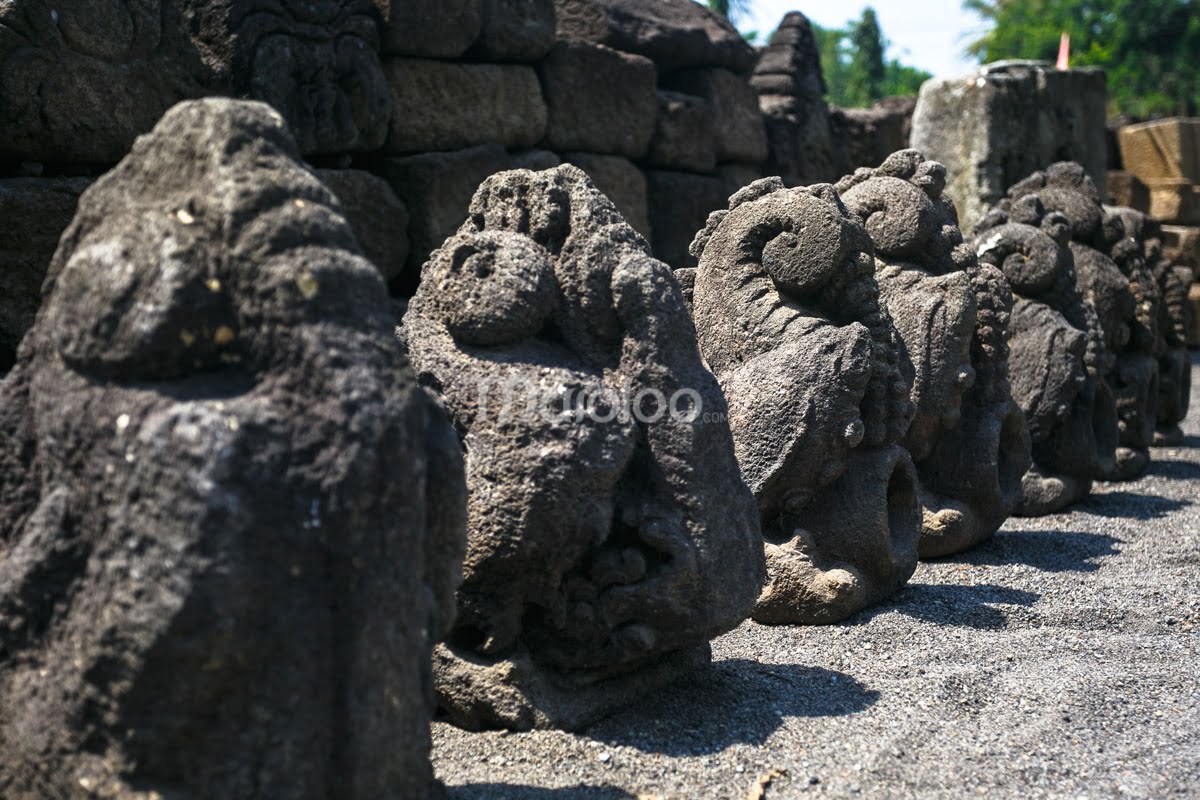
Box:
837 150 1030 557
974 192 1118 514
404 164 765 731
0 99 462 799
1002 162 1159 480
689 176 919 625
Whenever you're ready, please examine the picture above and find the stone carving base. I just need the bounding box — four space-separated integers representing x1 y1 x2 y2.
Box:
434 642 711 731
1154 425 1186 446
917 400 1029 559
753 446 921 626
1016 468 1094 517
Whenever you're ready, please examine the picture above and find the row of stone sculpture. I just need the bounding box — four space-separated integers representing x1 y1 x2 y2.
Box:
0 99 1192 797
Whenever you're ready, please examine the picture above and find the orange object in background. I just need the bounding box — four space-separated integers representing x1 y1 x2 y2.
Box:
1057 32 1071 70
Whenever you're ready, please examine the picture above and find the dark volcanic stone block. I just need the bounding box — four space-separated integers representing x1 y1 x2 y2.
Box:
553 0 756 73
472 0 557 62
751 11 834 185
644 169 726 268
0 1 210 164
384 59 546 154
0 98 465 799
646 91 717 173
315 169 411 285
539 41 657 159
0 0 392 161
663 68 767 164
382 145 512 283
0 177 92 369
912 62 1108 231
379 0 482 58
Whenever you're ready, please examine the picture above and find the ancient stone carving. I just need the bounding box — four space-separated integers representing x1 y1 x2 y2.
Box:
1004 163 1160 480
403 164 765 731
0 0 390 163
689 176 919 625
188 0 392 155
0 99 464 799
1142 218 1195 444
1100 207 1193 444
836 150 1031 558
974 192 1118 515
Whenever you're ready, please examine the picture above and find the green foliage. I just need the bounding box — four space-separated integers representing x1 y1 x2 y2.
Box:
964 0 1200 117
814 8 933 108
849 9 887 103
705 0 754 24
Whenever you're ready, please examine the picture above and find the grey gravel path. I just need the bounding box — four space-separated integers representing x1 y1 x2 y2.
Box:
432 357 1200 800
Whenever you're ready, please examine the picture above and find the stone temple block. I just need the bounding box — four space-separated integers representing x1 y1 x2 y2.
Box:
911 61 1108 232
1118 118 1200 184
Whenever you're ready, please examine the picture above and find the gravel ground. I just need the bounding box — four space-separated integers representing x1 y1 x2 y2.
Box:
432 357 1200 800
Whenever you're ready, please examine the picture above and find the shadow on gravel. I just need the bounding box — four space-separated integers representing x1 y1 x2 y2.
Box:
953 528 1121 573
1080 490 1190 519
1147 457 1200 481
450 785 635 800
883 583 1040 630
582 658 877 756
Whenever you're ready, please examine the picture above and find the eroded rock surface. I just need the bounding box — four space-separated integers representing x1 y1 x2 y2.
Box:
837 150 1030 558
689 176 918 625
0 0 391 161
403 164 764 731
975 189 1117 515
0 99 464 799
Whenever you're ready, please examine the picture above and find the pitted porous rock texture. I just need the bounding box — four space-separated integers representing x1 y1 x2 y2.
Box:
837 150 1031 559
975 191 1118 516
0 0 391 162
689 176 919 625
1006 163 1159 481
403 164 765 732
0 99 465 800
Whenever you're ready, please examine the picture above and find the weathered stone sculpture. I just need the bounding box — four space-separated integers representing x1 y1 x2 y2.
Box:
1004 163 1159 479
836 150 1030 558
974 194 1118 515
0 0 390 162
688 176 919 625
1150 232 1195 444
0 99 464 799
1105 207 1194 445
403 164 765 731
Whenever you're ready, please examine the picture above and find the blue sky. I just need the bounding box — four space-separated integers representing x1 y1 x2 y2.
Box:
739 0 987 79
